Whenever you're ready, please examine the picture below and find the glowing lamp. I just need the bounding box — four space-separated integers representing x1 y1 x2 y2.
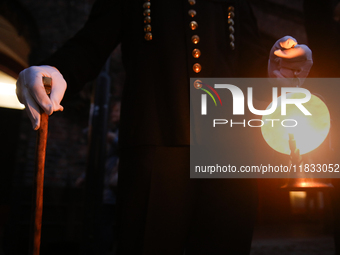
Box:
261 92 330 156
261 92 332 190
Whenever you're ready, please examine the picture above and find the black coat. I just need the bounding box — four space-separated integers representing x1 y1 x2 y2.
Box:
43 2 265 253
44 0 266 147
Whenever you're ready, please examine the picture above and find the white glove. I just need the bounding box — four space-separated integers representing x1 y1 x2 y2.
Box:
16 65 67 130
268 36 313 87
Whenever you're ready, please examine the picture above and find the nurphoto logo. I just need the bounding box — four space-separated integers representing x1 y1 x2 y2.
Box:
194 79 312 116
194 79 312 128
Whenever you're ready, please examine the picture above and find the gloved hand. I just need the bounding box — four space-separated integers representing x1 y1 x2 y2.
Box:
268 36 313 87
16 65 67 130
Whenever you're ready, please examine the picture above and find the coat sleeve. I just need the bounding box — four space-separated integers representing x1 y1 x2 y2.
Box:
42 0 123 98
236 0 267 78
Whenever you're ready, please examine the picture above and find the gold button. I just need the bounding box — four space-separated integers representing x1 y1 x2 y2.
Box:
190 21 198 30
228 12 235 19
192 49 201 58
144 16 151 23
230 42 235 50
194 79 203 89
143 2 151 8
143 9 151 16
228 6 234 12
188 10 196 17
228 18 234 26
188 0 196 5
193 63 201 73
191 35 200 44
229 26 234 34
144 24 152 32
145 33 152 41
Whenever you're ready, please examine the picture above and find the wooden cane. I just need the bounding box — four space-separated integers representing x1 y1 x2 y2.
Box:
30 76 52 255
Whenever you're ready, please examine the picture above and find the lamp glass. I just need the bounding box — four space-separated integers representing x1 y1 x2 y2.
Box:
261 93 330 155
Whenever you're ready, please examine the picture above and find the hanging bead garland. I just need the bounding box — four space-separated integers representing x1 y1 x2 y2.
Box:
142 1 235 52
143 0 152 41
228 6 235 50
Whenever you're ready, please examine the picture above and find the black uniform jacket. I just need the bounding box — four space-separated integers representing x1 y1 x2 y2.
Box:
44 0 266 147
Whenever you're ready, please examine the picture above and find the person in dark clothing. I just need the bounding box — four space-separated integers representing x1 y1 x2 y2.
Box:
16 1 312 254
